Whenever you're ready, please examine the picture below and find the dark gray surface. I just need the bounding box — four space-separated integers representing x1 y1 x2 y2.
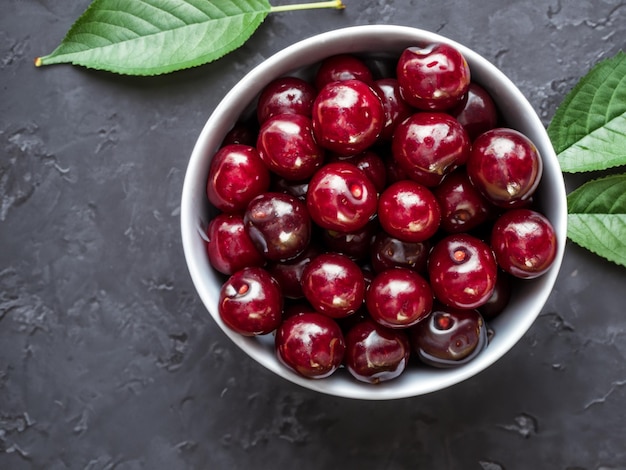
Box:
2 1 626 469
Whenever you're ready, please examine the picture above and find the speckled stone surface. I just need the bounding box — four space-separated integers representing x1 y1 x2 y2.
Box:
2 1 626 469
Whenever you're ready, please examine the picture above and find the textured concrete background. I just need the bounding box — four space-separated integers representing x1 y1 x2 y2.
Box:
2 1 626 469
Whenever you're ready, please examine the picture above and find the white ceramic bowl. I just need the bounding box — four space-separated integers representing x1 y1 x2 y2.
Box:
180 25 567 400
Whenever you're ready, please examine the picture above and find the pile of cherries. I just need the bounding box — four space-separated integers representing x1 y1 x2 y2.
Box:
205 43 558 384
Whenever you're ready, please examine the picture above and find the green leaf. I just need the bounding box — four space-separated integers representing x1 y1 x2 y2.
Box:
566 173 626 267
548 51 626 173
36 0 272 76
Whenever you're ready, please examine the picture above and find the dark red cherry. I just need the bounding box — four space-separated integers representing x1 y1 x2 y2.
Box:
312 79 385 156
301 252 365 319
327 150 388 193
396 43 470 111
466 128 542 208
392 112 471 187
478 270 513 320
410 304 488 368
449 82 499 140
276 312 345 379
270 176 309 201
491 209 557 279
218 267 282 336
206 213 265 275
351 150 388 193
344 319 411 384
432 169 497 233
321 217 379 262
428 233 498 309
257 76 316 123
371 78 414 141
378 180 441 243
383 151 410 184
282 301 316 320
370 231 430 274
366 268 433 329
256 113 325 181
306 161 378 232
267 244 319 299
206 144 270 213
314 54 374 90
244 192 311 262
221 119 259 147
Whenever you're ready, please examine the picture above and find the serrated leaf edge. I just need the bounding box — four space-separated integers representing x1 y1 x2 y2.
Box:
548 51 626 154
36 0 272 76
567 213 626 268
556 110 626 173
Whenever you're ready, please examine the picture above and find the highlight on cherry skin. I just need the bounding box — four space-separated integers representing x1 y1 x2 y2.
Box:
204 42 559 385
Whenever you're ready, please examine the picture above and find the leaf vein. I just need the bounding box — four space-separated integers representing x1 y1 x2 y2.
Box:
135 0 206 25
570 214 626 263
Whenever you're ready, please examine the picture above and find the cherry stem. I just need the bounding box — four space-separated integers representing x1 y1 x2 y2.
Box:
270 0 346 13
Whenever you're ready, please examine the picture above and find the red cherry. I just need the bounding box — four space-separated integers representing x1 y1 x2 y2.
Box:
392 112 471 187
275 312 345 379
206 144 270 213
306 161 378 232
491 209 557 279
396 43 470 111
218 267 283 336
366 268 433 329
256 113 325 181
301 252 365 319
378 180 441 243
206 213 265 275
312 79 385 156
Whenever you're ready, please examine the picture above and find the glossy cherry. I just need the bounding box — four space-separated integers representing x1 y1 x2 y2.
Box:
276 312 346 379
392 112 471 187
479 270 513 320
348 150 388 193
206 144 270 213
218 267 282 336
206 213 265 275
410 304 488 368
314 54 374 90
370 231 430 274
428 233 498 309
432 169 497 233
244 192 311 262
378 180 441 243
396 43 470 111
267 244 319 299
306 161 378 232
321 217 379 262
466 128 542 208
312 79 385 156
491 208 557 279
301 252 365 318
256 113 325 180
366 268 433 329
371 78 414 141
344 319 411 384
449 82 499 140
257 76 317 123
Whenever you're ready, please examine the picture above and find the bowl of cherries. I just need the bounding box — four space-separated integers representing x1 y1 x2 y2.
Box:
181 25 567 400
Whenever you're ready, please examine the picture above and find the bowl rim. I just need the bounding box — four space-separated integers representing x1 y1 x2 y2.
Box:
180 24 567 400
